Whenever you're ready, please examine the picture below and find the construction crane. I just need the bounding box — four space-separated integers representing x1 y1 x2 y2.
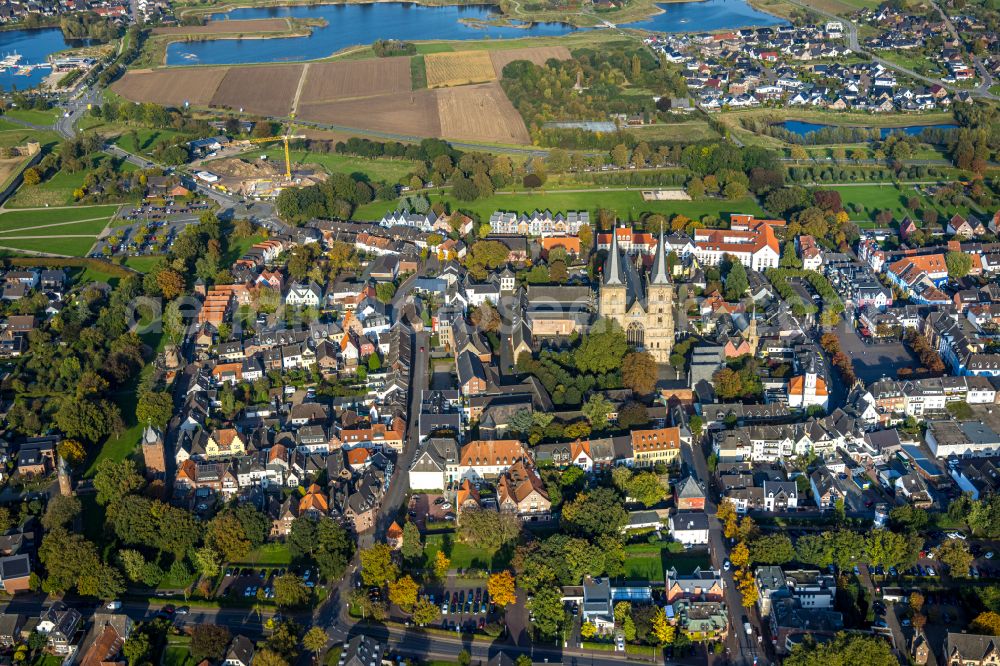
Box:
244 132 305 181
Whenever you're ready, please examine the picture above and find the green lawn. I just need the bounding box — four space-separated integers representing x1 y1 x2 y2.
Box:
4 108 60 126
624 543 710 582
353 190 765 223
113 127 189 155
252 148 419 183
231 543 294 566
424 532 512 571
223 233 265 266
828 184 979 223
0 205 120 256
164 644 194 666
123 255 165 273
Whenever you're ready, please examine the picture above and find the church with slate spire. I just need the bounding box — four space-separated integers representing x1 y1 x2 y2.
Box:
598 225 676 363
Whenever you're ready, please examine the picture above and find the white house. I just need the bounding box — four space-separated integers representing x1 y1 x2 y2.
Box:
669 511 709 546
786 368 829 411
285 281 323 308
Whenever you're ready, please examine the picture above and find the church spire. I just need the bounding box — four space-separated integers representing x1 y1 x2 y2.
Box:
603 226 625 286
650 225 671 285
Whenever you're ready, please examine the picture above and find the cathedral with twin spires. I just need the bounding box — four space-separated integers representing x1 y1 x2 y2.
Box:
598 227 676 364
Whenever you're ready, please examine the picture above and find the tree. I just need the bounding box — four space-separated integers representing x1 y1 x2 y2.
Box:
622 351 657 395
55 398 123 443
434 550 451 579
412 598 441 626
93 459 143 505
725 261 749 300
156 268 185 299
528 587 565 638
273 574 311 608
971 611 1000 635
717 499 738 540
206 513 251 562
41 495 81 530
457 507 522 552
123 632 150 666
136 390 173 429
651 607 674 644
254 649 290 666
748 534 795 564
934 538 973 577
488 570 517 608
581 393 614 431
946 251 973 279
302 627 328 661
57 439 86 467
730 542 751 569
22 167 41 186
561 488 628 537
865 530 911 573
375 282 397 303
458 651 472 666
388 575 420 611
360 544 399 587
575 318 627 374
783 632 897 666
735 568 758 607
190 625 232 662
580 621 598 639
192 546 221 579
618 402 649 428
401 521 423 565
626 472 666 508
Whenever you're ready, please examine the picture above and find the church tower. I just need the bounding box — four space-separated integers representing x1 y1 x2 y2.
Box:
644 228 675 363
747 304 760 354
599 228 627 321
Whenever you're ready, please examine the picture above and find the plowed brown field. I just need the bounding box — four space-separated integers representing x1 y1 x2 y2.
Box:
437 82 529 144
112 67 229 107
209 64 303 116
297 57 412 103
296 89 442 137
490 45 571 77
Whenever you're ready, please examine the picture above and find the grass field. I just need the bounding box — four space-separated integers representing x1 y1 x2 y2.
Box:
113 127 189 155
624 543 711 581
232 543 293 565
256 148 419 183
828 184 979 222
123 255 164 272
0 205 119 257
628 120 722 143
164 637 194 666
424 533 512 571
4 108 60 126
354 190 765 223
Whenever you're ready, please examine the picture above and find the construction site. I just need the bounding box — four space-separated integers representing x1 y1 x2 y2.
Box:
199 136 326 199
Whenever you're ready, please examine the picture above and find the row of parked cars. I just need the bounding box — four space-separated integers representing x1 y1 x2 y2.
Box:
440 588 493 616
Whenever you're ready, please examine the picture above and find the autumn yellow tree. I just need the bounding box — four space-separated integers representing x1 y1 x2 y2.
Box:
737 515 758 543
730 542 750 569
717 499 738 540
487 570 517 608
971 611 1000 635
580 622 597 639
735 569 758 608
651 607 675 645
388 575 419 612
434 551 451 579
57 439 86 466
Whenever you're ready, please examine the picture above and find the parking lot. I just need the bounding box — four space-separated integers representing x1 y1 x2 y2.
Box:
408 493 454 529
836 318 919 383
218 565 317 600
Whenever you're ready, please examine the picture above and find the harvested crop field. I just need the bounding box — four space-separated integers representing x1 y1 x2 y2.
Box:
152 19 290 35
298 57 412 103
210 65 303 116
425 51 496 88
437 83 529 144
490 46 571 77
112 67 229 107
297 90 442 138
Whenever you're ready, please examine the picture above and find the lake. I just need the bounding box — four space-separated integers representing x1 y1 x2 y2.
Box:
632 0 786 33
165 3 579 65
0 27 71 92
781 120 959 138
